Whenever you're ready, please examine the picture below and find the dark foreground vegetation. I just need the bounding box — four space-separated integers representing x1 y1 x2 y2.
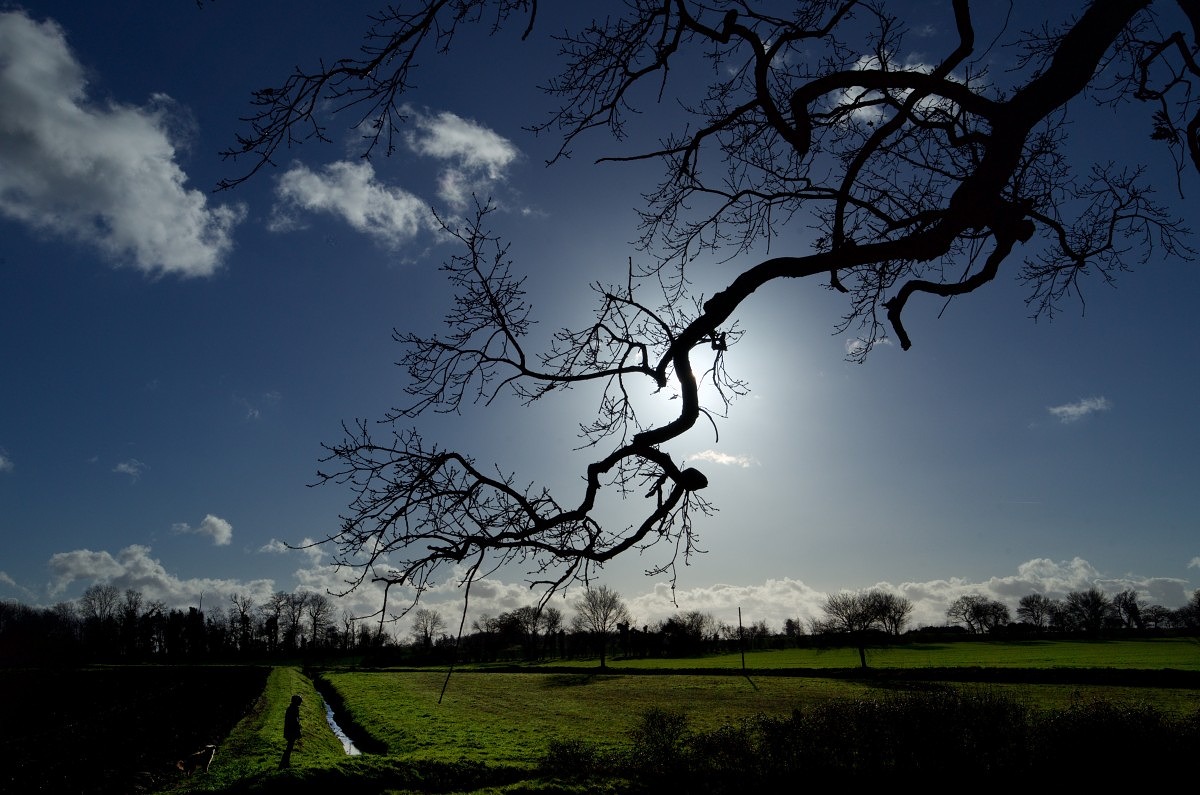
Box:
544 690 1200 790
1 666 268 795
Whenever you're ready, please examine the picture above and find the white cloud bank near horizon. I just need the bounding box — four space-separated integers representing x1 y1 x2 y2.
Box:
12 541 1195 638
0 10 244 277
44 545 276 608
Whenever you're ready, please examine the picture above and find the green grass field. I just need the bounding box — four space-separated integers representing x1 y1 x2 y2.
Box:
141 638 1200 793
500 636 1200 671
323 666 1200 769
323 670 871 765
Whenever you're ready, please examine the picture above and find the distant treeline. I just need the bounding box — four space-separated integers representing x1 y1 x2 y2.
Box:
2 583 1198 666
0 585 378 665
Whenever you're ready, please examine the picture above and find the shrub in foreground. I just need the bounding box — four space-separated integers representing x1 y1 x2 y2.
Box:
540 690 1200 790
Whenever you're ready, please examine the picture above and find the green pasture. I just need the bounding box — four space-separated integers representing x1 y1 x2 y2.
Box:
324 665 1200 769
322 670 870 766
507 636 1200 671
144 639 1200 793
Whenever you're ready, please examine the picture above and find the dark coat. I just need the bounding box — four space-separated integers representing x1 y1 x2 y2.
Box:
284 703 301 741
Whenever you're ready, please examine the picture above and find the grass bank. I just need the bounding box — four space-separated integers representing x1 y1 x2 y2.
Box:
153 666 346 793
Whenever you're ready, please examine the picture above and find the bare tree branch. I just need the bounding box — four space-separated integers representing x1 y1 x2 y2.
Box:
219 1 1198 614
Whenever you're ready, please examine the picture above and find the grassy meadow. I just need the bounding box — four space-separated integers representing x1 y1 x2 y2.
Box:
169 637 1197 791
508 636 1200 671
321 666 1200 769
14 637 1191 793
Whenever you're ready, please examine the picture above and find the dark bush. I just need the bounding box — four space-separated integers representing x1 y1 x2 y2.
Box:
1029 698 1192 773
614 690 1199 789
539 737 605 777
625 707 691 781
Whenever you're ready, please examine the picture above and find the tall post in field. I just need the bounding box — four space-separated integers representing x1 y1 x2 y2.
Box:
738 607 746 674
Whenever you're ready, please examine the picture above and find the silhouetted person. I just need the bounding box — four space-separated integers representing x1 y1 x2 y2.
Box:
279 695 302 768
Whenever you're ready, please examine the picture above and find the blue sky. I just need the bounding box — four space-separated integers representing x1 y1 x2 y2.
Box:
1 1 1197 634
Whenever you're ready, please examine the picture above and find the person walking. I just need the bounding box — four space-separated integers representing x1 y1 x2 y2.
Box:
279 695 302 768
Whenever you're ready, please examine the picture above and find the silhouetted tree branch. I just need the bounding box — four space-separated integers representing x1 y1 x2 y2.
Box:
223 1 1197 616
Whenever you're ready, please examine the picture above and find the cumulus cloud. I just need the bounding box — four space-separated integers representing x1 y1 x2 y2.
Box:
0 570 37 601
48 548 127 595
173 514 233 546
46 544 275 608
0 448 13 473
112 459 146 482
623 578 828 630
280 552 1194 637
270 110 518 245
405 110 518 207
271 160 434 248
1048 396 1111 423
689 450 757 468
826 52 976 131
1189 557 1200 569
34 542 1196 642
259 538 291 555
0 11 245 277
612 557 1193 631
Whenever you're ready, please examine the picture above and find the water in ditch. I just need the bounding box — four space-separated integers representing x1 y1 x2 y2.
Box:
322 698 362 755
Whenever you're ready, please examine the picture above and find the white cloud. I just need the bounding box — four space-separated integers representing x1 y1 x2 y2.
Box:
828 53 968 129
270 110 518 243
173 514 233 546
1048 396 1111 423
689 450 757 468
47 548 126 595
614 558 1191 631
406 110 518 207
46 544 275 608
259 538 291 554
32 543 1196 641
0 448 12 473
0 570 35 601
844 336 892 357
272 160 434 247
407 111 518 178
0 11 244 277
1188 557 1200 569
112 459 146 482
